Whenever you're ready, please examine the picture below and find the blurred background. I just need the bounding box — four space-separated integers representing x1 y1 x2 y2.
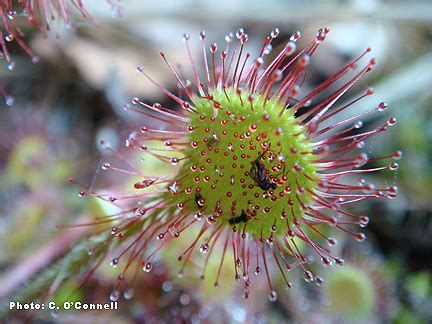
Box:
0 0 431 322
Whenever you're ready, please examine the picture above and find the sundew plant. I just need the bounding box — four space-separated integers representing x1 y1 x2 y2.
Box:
0 1 99 106
70 27 401 302
0 0 96 68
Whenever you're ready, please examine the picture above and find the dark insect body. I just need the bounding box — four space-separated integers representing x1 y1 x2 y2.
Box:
195 193 204 209
206 135 219 148
228 210 249 225
249 154 277 191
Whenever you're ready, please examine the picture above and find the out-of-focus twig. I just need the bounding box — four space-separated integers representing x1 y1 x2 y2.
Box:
0 216 89 299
